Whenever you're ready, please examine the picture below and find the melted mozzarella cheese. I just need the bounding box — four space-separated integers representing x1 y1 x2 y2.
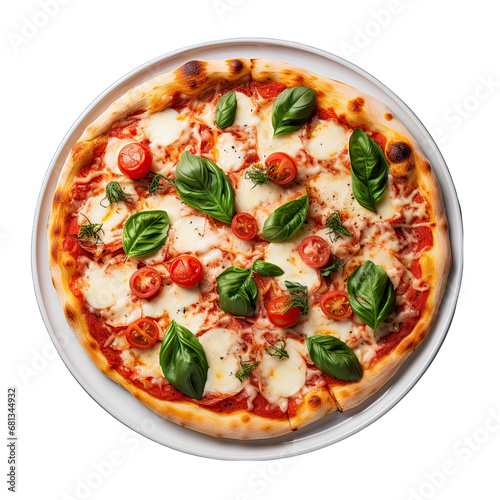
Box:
233 92 260 127
234 173 283 213
143 108 191 148
264 242 320 292
307 171 398 221
82 261 135 309
169 215 206 254
80 196 130 245
141 283 204 333
199 328 242 396
259 339 306 410
130 343 163 378
142 194 186 225
215 133 248 172
300 304 354 340
306 120 349 159
255 104 304 159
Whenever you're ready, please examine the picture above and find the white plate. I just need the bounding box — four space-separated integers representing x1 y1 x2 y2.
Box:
32 38 463 460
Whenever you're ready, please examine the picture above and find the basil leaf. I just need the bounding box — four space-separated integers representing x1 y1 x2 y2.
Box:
347 260 396 330
216 267 258 316
251 260 284 277
122 210 169 258
175 152 235 224
262 194 309 242
159 320 208 400
215 91 237 129
235 362 258 382
348 129 389 213
306 335 362 381
271 86 316 137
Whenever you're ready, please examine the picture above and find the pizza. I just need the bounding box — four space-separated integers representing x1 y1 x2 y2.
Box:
47 58 451 439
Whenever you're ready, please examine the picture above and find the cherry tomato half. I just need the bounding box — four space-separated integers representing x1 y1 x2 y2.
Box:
231 213 258 240
129 267 162 298
169 255 203 288
298 235 330 268
320 290 352 320
265 152 297 185
267 296 301 327
117 143 152 179
126 318 160 349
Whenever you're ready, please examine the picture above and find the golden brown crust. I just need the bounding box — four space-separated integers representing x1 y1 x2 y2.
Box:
47 58 451 437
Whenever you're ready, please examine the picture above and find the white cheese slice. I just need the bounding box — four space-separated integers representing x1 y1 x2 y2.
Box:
306 120 349 159
142 194 186 225
141 283 203 334
169 215 206 254
199 328 242 396
232 92 260 128
259 339 306 410
143 108 191 148
214 132 248 173
264 242 320 292
307 171 398 221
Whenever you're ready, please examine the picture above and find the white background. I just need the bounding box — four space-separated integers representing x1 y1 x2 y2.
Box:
2 0 498 499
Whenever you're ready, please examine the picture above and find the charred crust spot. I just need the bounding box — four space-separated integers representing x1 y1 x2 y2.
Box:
347 97 365 113
52 224 61 236
387 141 412 163
54 191 63 203
241 414 250 424
385 112 393 121
423 160 432 173
89 340 99 350
443 221 449 231
64 305 76 322
51 244 58 261
307 395 322 410
229 59 243 73
177 60 207 89
63 257 74 268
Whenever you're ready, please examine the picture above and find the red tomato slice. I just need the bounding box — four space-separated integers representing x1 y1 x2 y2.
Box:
265 152 297 185
320 290 352 320
117 143 152 179
169 255 203 288
298 235 330 268
129 267 162 298
267 296 301 327
126 318 160 349
231 213 258 240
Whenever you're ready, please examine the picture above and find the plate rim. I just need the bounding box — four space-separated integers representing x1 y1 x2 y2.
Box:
31 36 464 460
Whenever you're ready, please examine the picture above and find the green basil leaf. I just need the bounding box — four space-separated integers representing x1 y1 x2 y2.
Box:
284 281 308 314
271 86 316 137
122 210 169 258
175 152 235 224
216 267 258 316
347 260 396 330
306 335 362 381
159 320 208 400
348 128 389 213
321 257 348 277
215 91 237 129
262 194 309 242
251 260 284 277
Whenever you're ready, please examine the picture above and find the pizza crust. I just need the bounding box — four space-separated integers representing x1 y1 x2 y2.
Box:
47 58 451 439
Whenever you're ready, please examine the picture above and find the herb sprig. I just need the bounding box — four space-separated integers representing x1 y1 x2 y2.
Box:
100 181 133 207
284 281 308 314
321 257 349 277
235 362 259 382
70 214 104 245
245 164 274 187
266 339 289 359
325 212 352 242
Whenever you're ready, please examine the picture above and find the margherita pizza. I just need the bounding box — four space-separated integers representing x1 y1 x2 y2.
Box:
47 59 451 439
